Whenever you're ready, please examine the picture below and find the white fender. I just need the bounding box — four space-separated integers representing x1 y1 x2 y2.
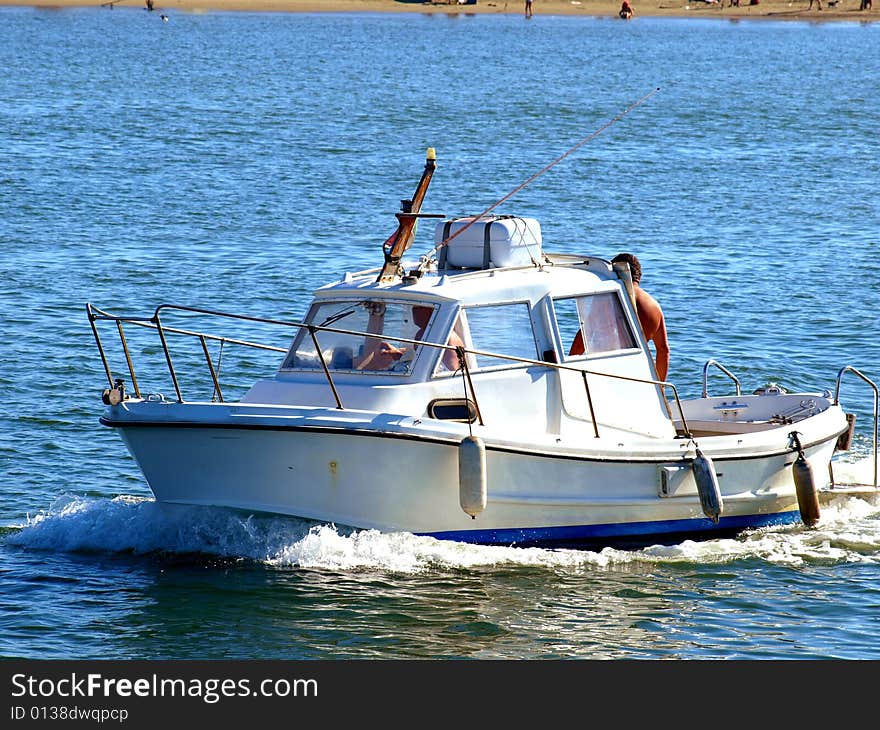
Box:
459 435 487 518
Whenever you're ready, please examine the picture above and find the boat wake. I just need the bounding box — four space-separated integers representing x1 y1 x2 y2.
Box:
5 465 878 573
640 494 880 566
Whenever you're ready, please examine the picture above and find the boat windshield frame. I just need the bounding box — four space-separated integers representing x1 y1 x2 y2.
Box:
280 297 443 376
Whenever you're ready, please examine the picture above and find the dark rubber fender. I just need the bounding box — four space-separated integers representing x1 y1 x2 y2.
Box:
793 453 820 527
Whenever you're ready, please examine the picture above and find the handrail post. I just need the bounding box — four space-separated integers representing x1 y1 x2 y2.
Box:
199 335 224 403
154 313 183 403
116 320 141 399
835 365 879 487
667 385 692 440
87 304 115 388
457 346 484 426
580 371 600 438
308 326 344 410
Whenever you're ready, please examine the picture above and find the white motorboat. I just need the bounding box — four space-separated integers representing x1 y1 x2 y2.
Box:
88 149 879 548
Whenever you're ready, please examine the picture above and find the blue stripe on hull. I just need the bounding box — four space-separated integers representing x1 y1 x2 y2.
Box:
424 510 802 549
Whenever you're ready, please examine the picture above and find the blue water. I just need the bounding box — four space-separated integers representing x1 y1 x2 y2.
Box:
1 7 879 660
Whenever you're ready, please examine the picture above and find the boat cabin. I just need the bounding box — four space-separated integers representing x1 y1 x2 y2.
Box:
241 216 675 442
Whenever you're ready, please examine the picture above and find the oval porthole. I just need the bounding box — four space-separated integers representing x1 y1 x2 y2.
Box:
427 398 477 423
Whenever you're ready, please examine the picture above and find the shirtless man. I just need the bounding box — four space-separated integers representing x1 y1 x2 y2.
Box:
568 253 669 382
612 253 669 381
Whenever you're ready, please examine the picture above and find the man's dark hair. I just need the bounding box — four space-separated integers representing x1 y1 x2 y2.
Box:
612 253 642 284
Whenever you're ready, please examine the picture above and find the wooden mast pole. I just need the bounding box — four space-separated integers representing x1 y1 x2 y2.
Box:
377 148 437 283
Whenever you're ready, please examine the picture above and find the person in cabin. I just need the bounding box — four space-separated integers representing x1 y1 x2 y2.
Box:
440 315 467 371
619 0 634 18
407 305 466 372
569 253 669 382
357 305 464 372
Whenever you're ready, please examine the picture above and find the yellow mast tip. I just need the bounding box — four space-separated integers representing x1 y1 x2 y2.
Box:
426 147 436 160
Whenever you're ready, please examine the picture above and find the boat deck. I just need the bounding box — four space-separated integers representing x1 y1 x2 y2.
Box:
819 483 880 503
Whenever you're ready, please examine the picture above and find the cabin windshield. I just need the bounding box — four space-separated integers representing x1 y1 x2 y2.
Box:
282 299 439 374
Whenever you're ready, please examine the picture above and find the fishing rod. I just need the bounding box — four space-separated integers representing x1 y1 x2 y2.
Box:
426 86 661 263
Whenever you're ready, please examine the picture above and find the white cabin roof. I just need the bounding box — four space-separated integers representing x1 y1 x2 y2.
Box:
314 253 619 307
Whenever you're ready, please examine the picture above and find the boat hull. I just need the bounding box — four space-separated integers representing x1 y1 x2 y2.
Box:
104 401 846 548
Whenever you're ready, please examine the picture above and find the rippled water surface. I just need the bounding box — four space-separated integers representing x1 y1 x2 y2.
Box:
1 8 879 660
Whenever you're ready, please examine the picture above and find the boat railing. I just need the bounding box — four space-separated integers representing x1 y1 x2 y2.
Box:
834 366 878 487
87 303 292 405
87 302 692 439
701 359 742 398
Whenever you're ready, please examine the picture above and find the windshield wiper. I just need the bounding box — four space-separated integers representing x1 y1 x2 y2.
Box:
318 307 358 328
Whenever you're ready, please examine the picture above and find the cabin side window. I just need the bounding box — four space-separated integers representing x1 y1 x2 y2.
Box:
461 303 538 370
282 299 438 374
554 293 636 360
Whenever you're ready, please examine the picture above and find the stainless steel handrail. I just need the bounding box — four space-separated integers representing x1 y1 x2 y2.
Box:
702 358 742 398
87 302 690 437
88 303 289 405
834 365 879 487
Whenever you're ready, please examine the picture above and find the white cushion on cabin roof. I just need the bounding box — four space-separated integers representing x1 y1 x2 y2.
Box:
435 216 542 269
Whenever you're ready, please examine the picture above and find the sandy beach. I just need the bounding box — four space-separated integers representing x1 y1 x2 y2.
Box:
1 0 876 23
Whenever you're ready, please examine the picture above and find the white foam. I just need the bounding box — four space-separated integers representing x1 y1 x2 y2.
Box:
6 486 879 573
640 491 880 566
5 494 619 573
268 524 621 572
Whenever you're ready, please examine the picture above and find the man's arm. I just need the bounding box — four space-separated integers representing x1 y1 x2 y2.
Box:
635 288 669 381
652 313 669 381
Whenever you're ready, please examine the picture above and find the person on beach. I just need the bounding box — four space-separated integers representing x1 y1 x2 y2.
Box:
145 0 154 10
569 253 669 381
809 0 822 9
619 0 634 18
525 0 533 17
